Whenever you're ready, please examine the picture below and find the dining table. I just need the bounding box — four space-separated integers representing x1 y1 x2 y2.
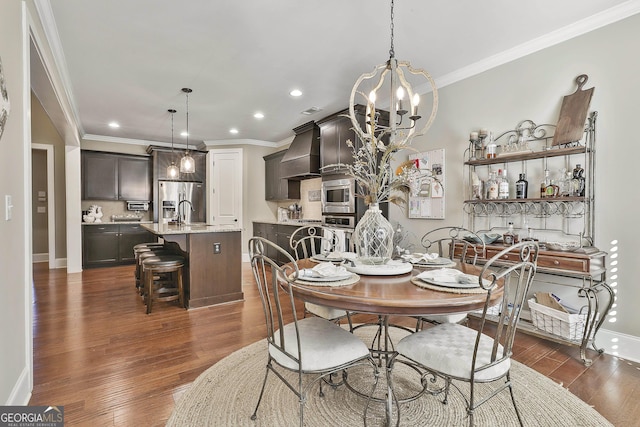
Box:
286 257 503 425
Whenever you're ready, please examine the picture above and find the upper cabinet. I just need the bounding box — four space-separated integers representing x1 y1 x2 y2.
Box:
82 151 152 201
318 108 360 175
264 150 300 201
318 105 389 175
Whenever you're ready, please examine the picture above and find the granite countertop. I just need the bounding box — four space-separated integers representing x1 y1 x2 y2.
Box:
82 221 153 225
141 222 242 235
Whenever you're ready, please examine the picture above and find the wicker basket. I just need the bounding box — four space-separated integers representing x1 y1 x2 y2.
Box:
528 298 591 341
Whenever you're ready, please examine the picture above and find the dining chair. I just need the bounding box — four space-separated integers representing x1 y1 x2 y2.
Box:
289 225 353 329
248 237 379 427
416 226 487 328
389 241 539 427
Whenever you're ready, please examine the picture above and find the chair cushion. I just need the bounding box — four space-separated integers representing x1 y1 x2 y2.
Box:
397 322 510 381
269 317 370 372
305 302 348 321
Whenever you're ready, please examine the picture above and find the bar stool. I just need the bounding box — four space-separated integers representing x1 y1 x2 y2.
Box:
142 254 185 314
133 243 166 290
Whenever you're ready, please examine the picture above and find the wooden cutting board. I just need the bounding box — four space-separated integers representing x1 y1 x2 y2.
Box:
552 74 594 146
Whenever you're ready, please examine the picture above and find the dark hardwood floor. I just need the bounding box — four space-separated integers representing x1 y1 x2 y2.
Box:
29 262 639 426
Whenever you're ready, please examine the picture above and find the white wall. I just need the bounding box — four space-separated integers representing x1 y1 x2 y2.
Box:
390 13 640 342
0 1 32 405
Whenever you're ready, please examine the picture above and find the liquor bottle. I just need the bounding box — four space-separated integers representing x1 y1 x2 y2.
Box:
485 132 497 159
572 164 585 197
498 169 510 199
515 173 528 199
503 222 517 245
486 170 499 200
540 169 551 198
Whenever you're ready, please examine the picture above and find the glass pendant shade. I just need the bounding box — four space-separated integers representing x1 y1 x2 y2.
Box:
180 152 195 174
166 108 180 179
180 87 195 174
167 162 180 179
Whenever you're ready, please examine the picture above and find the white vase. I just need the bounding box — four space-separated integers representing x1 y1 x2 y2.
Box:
352 203 394 265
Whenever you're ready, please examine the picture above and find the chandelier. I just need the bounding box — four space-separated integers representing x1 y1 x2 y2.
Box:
166 108 180 179
348 0 438 148
180 87 196 174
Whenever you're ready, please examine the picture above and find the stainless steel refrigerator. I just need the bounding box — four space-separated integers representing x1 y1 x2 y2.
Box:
158 181 206 224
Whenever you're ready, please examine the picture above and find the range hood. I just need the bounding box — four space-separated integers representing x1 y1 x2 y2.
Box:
280 121 320 180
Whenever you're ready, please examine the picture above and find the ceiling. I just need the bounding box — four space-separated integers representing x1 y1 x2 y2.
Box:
32 0 635 148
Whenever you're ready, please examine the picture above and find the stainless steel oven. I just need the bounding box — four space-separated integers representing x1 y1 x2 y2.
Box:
321 178 355 214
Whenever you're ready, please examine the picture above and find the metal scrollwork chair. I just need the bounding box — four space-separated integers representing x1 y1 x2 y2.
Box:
389 241 539 427
249 237 379 427
416 226 487 328
290 225 353 329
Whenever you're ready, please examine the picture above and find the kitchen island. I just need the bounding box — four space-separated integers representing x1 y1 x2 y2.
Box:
141 223 243 308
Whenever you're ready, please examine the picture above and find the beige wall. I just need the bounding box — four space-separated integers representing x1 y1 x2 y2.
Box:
0 0 30 405
389 13 640 338
31 91 67 259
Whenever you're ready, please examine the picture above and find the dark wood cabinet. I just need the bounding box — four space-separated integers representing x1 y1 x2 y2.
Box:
318 106 389 176
318 111 357 174
118 156 151 201
82 152 118 200
253 222 320 265
263 150 300 201
82 151 152 201
83 223 155 268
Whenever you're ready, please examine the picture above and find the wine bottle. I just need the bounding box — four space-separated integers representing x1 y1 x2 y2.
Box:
515 173 528 199
498 169 510 199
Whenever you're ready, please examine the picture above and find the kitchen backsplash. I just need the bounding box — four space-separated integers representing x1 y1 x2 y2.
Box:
81 200 152 222
277 177 322 220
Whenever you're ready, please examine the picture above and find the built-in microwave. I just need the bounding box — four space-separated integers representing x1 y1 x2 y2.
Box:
321 178 355 214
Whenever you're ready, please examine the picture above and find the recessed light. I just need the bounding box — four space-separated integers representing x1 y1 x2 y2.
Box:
108 122 120 128
230 128 239 134
254 112 264 119
181 131 189 137
289 89 302 97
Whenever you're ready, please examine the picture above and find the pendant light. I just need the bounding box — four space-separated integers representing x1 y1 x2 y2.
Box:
166 108 180 179
180 87 195 174
348 0 438 147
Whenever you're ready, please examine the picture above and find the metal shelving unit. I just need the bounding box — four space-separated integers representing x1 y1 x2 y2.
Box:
463 112 613 365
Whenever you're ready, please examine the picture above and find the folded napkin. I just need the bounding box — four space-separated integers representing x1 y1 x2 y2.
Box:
416 268 478 284
304 262 348 278
402 252 439 264
326 252 344 260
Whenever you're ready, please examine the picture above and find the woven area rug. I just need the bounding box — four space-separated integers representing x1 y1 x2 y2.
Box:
168 326 612 427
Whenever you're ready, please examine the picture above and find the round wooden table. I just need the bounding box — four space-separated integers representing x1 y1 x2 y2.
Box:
288 259 502 317
287 258 503 424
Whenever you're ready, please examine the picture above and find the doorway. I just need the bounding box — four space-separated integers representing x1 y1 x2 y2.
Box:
31 144 55 269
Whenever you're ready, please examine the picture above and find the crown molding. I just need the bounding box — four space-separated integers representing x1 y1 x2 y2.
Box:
82 133 183 148
433 0 640 90
31 0 84 139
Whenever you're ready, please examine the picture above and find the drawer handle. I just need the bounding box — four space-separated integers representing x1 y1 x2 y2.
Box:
553 260 560 265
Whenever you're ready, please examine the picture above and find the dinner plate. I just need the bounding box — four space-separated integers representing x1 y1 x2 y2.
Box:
410 257 454 266
344 261 413 276
298 269 353 282
418 276 483 289
310 253 345 263
416 270 491 289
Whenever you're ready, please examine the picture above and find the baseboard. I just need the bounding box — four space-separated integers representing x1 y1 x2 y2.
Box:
5 366 31 405
596 328 640 363
53 257 67 269
32 253 48 263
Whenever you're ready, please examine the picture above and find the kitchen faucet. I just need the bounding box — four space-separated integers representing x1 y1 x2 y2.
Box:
176 199 194 225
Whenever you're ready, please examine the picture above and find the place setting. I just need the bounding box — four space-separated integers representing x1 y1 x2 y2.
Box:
411 268 492 294
400 252 457 268
292 261 360 287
